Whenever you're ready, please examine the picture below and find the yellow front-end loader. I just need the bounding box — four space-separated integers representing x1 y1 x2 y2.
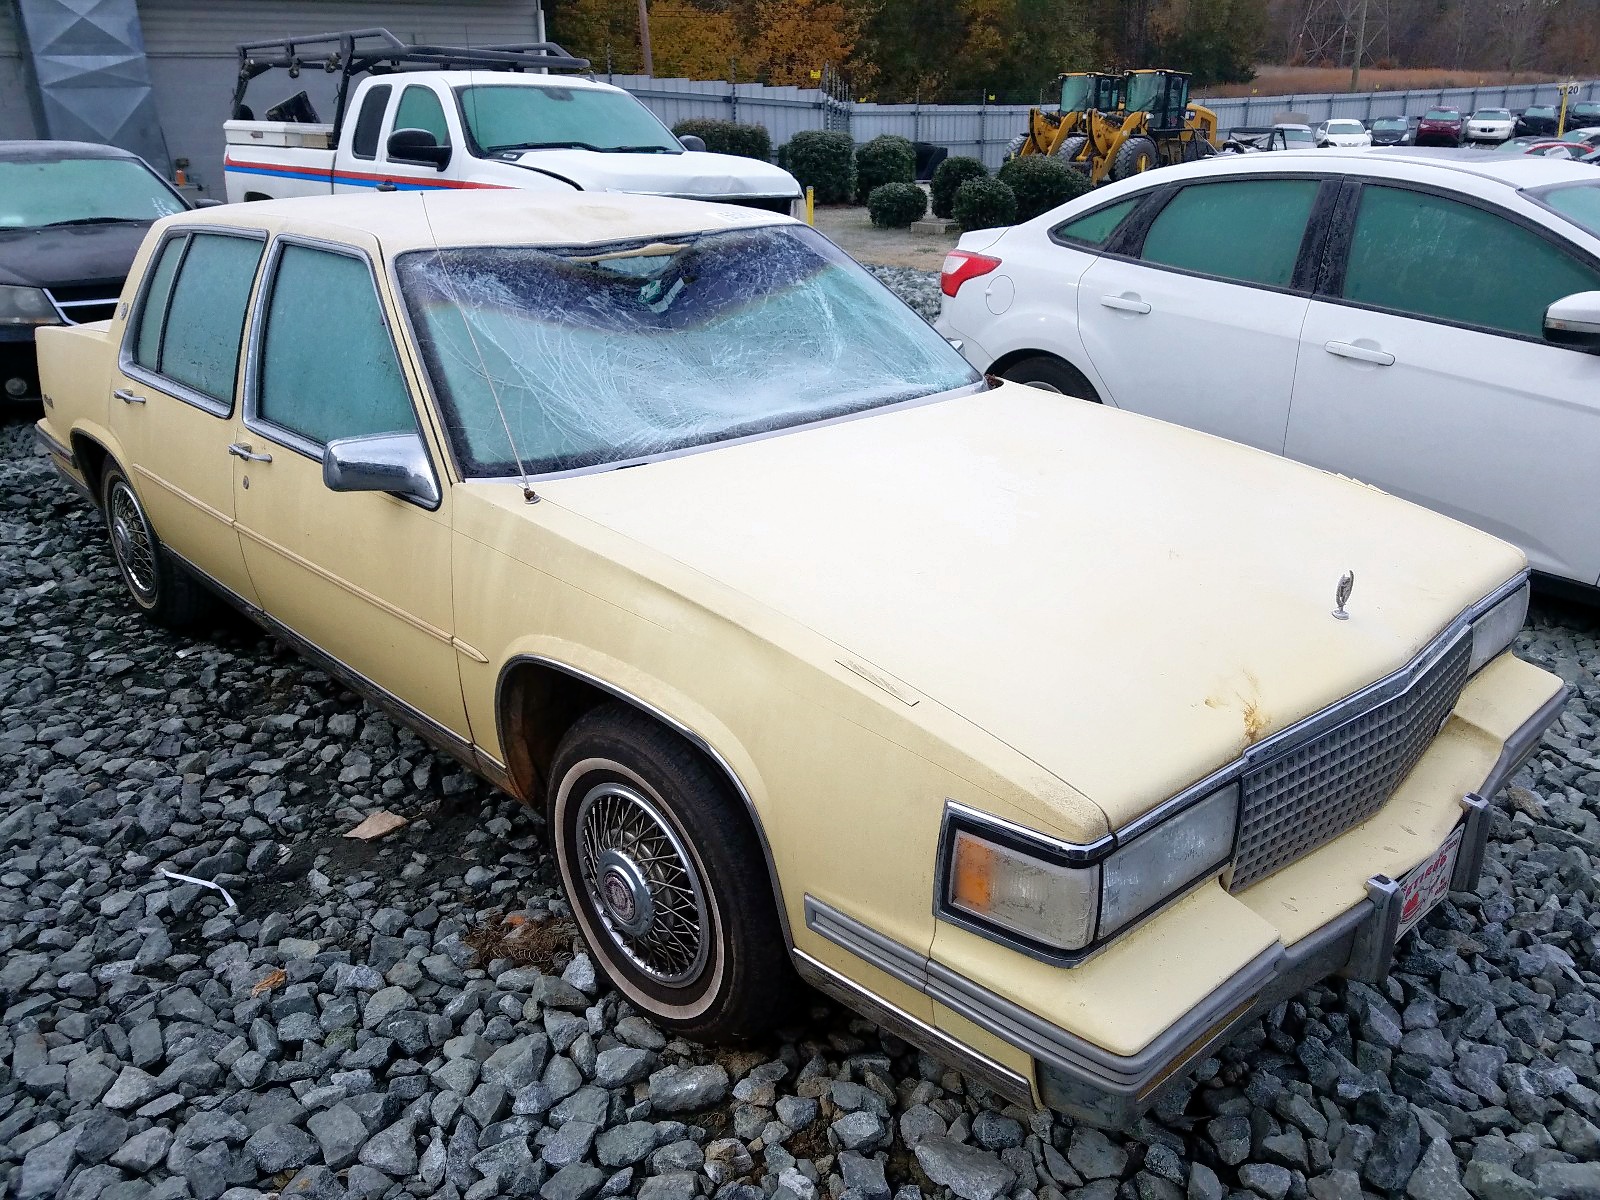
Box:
1007 72 1122 161
1078 69 1218 184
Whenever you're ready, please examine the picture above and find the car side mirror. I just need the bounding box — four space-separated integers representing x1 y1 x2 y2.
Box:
387 128 451 171
1544 291 1600 354
192 198 224 209
323 432 440 506
677 134 706 152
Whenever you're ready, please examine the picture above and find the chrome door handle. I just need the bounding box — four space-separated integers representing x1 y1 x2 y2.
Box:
113 388 146 405
227 442 272 463
376 181 398 193
1100 295 1152 314
1324 340 1395 366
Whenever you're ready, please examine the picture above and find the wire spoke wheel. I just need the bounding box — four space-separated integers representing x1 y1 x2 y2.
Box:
108 480 159 605
575 781 710 986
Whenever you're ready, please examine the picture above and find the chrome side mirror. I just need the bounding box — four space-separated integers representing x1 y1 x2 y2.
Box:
323 431 440 506
1544 290 1600 354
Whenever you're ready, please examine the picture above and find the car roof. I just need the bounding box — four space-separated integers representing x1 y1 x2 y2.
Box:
1237 145 1599 186
0 139 140 162
159 190 793 251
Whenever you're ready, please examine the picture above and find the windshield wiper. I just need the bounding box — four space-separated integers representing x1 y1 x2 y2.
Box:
490 140 601 153
36 216 146 228
604 145 678 154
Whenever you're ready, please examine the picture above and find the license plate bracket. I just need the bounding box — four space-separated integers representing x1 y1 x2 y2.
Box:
1397 825 1464 940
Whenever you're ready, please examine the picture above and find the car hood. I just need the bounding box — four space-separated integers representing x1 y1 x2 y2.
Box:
535 384 1523 830
508 149 800 198
0 221 149 290
1326 134 1370 144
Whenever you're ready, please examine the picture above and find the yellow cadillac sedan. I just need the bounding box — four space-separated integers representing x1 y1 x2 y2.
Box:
33 193 1565 1127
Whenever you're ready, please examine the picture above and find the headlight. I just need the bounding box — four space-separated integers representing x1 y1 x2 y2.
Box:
0 285 61 327
1468 577 1529 675
940 786 1238 958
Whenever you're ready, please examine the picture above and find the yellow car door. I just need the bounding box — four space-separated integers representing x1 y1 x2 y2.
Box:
111 227 266 604
229 232 470 745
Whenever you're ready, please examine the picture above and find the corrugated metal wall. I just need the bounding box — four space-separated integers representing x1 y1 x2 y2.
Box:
0 5 42 140
139 0 543 195
1197 81 1599 129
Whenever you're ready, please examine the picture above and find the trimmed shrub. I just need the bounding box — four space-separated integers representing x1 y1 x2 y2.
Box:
671 119 772 161
930 156 989 219
953 177 1017 231
867 182 928 228
853 134 916 204
996 155 1092 223
779 130 856 204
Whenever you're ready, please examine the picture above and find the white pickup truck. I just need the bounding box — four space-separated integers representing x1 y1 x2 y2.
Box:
223 29 800 214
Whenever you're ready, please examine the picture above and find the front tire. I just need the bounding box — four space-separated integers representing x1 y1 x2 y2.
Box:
1112 136 1159 180
548 703 796 1041
101 462 210 629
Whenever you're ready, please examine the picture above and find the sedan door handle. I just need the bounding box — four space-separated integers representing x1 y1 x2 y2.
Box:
113 388 146 405
1099 295 1152 314
227 442 273 463
1324 340 1395 366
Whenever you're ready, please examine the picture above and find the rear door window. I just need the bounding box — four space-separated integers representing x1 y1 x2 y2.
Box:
1138 178 1320 288
133 236 184 372
351 85 392 159
1341 184 1600 338
134 231 263 410
1052 197 1139 248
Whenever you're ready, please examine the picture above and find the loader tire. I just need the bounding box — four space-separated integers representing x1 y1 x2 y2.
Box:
1112 136 1159 180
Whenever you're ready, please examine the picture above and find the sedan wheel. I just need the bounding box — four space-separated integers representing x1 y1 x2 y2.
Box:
100 461 210 628
548 703 797 1040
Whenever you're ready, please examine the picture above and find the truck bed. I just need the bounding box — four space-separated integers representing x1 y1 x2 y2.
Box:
224 121 337 200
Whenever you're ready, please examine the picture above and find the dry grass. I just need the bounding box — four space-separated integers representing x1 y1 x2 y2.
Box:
463 910 578 972
1203 65 1562 98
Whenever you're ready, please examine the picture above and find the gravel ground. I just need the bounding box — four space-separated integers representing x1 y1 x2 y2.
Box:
3 354 1600 1200
864 267 943 324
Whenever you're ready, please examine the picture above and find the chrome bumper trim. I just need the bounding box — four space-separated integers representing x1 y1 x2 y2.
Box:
1480 682 1569 801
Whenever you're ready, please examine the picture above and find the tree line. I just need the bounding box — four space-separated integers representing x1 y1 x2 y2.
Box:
546 0 1597 101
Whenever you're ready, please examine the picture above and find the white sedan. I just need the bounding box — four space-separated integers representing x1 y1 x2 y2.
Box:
1315 119 1371 147
1467 108 1517 142
935 149 1600 592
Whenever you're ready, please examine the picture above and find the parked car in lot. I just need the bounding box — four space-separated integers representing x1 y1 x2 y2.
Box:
1562 127 1600 149
33 191 1566 1128
936 149 1600 591
1514 105 1560 137
1 140 193 404
1569 101 1600 128
1314 118 1370 147
223 29 800 215
1368 116 1410 145
1465 108 1516 143
1415 108 1465 145
1271 122 1315 149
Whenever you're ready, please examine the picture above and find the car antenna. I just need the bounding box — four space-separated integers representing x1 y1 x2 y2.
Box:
418 194 541 503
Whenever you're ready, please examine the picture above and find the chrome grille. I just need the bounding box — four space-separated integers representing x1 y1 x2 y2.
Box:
1229 635 1471 891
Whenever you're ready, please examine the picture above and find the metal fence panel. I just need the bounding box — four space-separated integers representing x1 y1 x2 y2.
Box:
612 73 1597 167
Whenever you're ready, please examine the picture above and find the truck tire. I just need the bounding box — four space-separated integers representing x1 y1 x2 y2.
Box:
100 462 212 629
1004 134 1028 160
547 702 798 1041
1112 136 1159 180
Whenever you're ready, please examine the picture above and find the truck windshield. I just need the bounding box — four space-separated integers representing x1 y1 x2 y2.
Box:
0 155 185 230
1060 75 1094 111
457 84 681 154
396 224 981 478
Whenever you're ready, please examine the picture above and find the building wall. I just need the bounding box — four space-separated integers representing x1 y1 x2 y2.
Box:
0 6 42 141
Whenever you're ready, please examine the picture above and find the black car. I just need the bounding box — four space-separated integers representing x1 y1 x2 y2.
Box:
1 141 193 403
1369 116 1409 145
1515 105 1560 137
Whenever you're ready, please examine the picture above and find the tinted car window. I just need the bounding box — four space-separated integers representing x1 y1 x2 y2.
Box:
133 236 184 373
393 86 450 147
1541 182 1600 238
1139 179 1318 288
1343 185 1600 338
258 245 416 445
352 85 392 159
156 233 263 406
1054 197 1139 247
